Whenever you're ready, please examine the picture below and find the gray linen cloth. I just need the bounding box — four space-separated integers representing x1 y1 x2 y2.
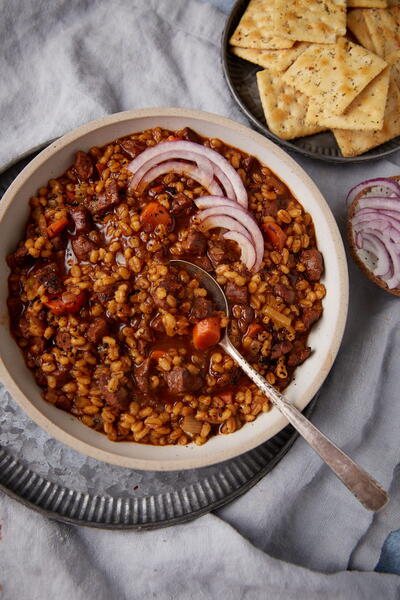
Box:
1 0 399 598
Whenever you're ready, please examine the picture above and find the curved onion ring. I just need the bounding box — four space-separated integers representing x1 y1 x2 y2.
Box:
127 140 248 206
358 197 400 211
136 161 223 196
194 196 240 210
346 178 400 206
223 231 257 271
130 150 214 188
196 205 264 270
361 235 391 277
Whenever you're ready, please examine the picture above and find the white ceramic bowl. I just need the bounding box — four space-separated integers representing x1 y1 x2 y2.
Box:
0 108 348 470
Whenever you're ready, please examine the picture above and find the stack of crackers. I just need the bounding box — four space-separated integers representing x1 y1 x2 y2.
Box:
229 0 400 157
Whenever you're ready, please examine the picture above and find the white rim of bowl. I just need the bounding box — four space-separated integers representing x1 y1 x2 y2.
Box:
0 107 349 470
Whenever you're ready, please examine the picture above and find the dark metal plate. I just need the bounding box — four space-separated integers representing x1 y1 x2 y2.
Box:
0 148 317 529
221 0 400 164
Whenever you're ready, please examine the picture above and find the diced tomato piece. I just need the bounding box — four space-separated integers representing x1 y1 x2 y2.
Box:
150 349 166 360
149 185 165 197
166 136 183 142
140 201 172 230
247 322 263 338
44 291 86 315
193 317 221 351
46 216 69 238
262 222 287 250
96 162 105 174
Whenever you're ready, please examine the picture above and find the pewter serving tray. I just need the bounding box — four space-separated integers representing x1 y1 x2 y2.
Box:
221 0 400 164
0 149 316 529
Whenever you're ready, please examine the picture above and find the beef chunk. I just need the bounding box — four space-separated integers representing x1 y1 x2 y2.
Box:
274 283 295 305
165 367 203 394
287 342 311 367
262 198 279 217
120 138 145 158
233 305 254 333
55 331 72 352
225 281 248 305
302 306 322 330
152 274 181 308
52 365 70 386
170 193 193 217
95 368 130 410
89 180 120 214
74 151 93 180
135 358 152 394
18 312 45 338
182 230 206 255
44 389 73 411
7 244 30 269
34 262 63 295
207 240 226 266
69 206 91 233
71 234 97 261
189 297 213 323
301 249 324 282
207 238 239 267
192 255 213 272
87 317 109 344
270 341 293 360
178 127 202 144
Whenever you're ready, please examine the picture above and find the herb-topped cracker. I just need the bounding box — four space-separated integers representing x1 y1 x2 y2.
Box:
229 0 294 49
282 38 387 115
272 0 346 43
306 67 390 130
256 69 327 140
231 43 310 72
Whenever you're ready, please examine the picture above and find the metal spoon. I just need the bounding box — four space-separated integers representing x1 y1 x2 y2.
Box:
171 259 389 512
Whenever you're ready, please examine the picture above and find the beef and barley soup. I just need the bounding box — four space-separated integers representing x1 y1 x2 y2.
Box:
7 126 325 446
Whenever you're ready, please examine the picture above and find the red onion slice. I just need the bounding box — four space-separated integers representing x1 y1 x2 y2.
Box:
361 234 391 277
358 197 400 211
130 150 214 189
346 178 400 206
199 215 253 241
223 231 256 270
196 205 264 271
127 140 248 207
136 161 223 196
362 231 400 287
194 195 243 210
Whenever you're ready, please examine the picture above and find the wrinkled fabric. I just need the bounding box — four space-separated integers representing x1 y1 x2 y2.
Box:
0 0 399 598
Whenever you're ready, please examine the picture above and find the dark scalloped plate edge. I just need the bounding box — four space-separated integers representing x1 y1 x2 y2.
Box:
221 0 400 164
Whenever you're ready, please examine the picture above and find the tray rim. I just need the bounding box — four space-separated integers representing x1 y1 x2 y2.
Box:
0 398 316 530
221 0 400 165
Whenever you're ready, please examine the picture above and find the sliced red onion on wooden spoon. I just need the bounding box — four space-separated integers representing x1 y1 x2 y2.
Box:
346 177 400 206
348 176 400 294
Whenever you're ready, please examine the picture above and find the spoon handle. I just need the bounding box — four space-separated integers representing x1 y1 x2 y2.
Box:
220 336 389 512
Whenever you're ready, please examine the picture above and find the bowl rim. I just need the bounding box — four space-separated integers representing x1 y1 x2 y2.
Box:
0 106 349 470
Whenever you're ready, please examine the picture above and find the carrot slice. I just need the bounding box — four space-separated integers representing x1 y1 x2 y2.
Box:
247 322 262 338
46 216 69 238
140 201 172 230
150 349 166 360
44 291 86 315
193 317 221 350
262 222 287 250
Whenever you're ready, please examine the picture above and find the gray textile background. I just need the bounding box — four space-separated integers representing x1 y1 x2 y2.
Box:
1 0 399 598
